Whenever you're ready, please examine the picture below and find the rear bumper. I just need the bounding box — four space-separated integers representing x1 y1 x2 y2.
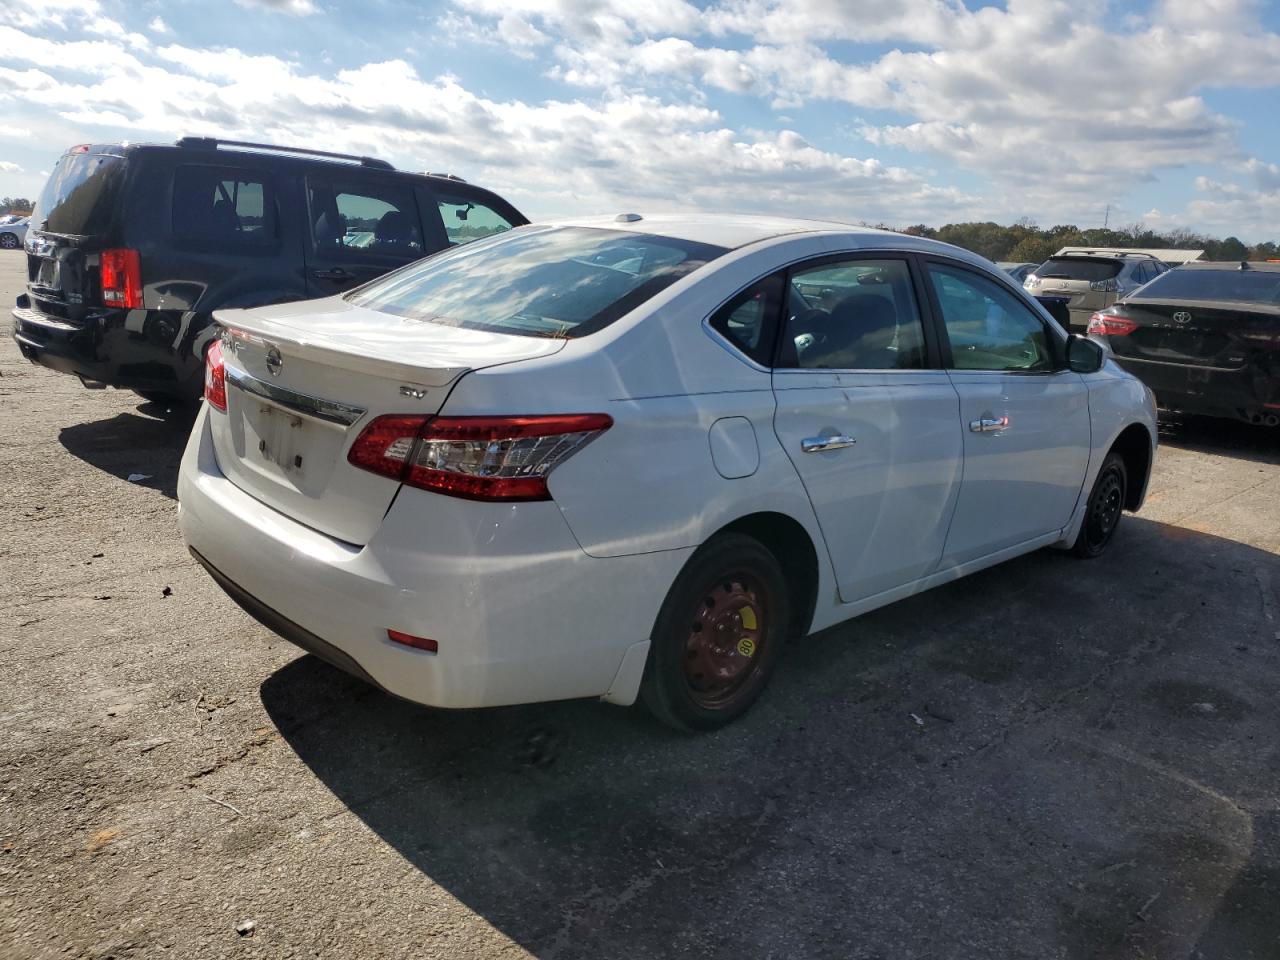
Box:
1111 354 1279 422
178 404 688 709
12 294 206 397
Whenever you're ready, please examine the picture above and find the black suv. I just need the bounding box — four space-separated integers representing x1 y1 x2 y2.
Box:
12 138 527 401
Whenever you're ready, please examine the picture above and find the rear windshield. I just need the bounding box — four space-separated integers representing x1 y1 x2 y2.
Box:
346 226 727 338
1136 268 1280 304
30 151 127 236
1035 258 1123 282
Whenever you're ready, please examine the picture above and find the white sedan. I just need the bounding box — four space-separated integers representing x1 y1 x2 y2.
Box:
0 216 28 250
178 214 1157 730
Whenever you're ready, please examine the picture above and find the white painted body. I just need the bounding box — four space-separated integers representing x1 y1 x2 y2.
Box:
178 214 1157 710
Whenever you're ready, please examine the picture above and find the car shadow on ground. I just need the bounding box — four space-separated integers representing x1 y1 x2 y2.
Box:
260 516 1280 960
57 402 198 500
1158 410 1280 465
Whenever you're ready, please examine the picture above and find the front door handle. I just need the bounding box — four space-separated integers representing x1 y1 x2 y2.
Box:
311 267 354 281
969 416 1009 433
801 435 857 453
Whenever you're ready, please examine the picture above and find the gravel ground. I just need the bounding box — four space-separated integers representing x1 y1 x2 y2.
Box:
1 248 1278 960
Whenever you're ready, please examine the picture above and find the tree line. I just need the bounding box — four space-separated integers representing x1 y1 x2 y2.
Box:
896 219 1276 264
1 198 34 216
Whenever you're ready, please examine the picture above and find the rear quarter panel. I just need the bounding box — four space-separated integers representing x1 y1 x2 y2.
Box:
437 233 843 613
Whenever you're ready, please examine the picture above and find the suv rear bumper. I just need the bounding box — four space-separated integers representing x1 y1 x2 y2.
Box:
12 294 205 397
1112 354 1280 424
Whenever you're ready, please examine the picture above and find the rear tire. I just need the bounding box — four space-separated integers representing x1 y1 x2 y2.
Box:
640 533 790 732
1071 452 1128 558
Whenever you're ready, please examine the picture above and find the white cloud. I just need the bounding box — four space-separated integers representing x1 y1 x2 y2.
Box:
233 0 319 16
0 27 975 224
148 17 170 35
449 0 1280 225
0 161 22 173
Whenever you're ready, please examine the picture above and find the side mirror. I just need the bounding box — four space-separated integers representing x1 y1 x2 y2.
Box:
1066 334 1105 374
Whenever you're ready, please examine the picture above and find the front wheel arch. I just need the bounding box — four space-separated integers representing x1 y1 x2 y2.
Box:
1109 423 1154 510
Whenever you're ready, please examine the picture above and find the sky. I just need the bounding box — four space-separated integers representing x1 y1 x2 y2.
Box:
1 0 1279 240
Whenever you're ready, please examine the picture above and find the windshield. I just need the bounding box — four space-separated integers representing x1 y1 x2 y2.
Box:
346 226 727 338
1035 258 1123 282
31 151 127 236
1136 268 1280 304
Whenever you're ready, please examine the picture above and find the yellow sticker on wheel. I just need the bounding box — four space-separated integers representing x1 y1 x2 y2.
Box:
736 637 756 657
739 607 758 631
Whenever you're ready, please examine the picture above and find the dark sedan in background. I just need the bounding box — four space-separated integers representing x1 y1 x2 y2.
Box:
1087 261 1280 426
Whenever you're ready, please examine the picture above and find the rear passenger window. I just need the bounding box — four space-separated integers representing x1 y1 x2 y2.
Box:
172 167 275 246
308 181 423 260
778 258 926 370
437 196 514 246
709 274 783 366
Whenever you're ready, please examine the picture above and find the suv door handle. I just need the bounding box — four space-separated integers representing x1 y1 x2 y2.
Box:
801 435 857 453
969 416 1009 433
310 267 353 281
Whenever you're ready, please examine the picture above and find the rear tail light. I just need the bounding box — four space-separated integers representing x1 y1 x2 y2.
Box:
1087 312 1138 337
1089 278 1119 292
100 248 142 308
204 340 227 411
347 413 612 501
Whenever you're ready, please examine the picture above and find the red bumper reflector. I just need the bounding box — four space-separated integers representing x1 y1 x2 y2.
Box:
387 629 438 653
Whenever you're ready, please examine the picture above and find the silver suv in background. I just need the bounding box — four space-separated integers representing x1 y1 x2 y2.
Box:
1025 252 1169 330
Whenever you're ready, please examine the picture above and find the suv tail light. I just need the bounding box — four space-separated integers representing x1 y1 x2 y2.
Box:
204 340 227 411
100 248 142 308
1087 312 1137 337
347 413 612 501
1089 278 1119 293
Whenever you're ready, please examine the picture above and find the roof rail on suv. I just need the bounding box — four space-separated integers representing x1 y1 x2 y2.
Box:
175 137 395 171
1059 249 1162 261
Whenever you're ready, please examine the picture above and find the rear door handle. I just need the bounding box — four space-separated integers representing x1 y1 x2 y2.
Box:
310 267 353 281
801 435 857 453
969 416 1009 433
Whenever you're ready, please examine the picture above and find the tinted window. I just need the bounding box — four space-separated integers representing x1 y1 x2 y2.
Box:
173 167 275 245
929 264 1053 372
347 226 726 339
31 152 126 235
779 259 926 369
437 196 514 246
309 181 423 260
709 274 783 366
1036 258 1122 282
1135 268 1280 304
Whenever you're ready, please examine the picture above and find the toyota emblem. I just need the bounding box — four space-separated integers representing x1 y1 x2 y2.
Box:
1172 311 1192 325
265 346 284 376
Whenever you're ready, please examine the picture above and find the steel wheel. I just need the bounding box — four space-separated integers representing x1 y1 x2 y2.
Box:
641 533 790 731
1072 452 1128 558
683 572 770 710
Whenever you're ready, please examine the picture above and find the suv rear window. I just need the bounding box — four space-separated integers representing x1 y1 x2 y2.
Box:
1035 258 1123 282
1136 268 1280 304
347 226 726 339
31 152 126 236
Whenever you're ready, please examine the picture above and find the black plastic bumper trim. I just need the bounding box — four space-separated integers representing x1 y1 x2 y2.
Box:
188 546 389 695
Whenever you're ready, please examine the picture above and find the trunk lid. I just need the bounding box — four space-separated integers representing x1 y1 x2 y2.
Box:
1113 299 1280 367
209 295 566 544
25 148 129 324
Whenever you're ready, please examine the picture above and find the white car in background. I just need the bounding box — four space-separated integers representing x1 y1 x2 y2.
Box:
0 216 28 249
178 215 1157 731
